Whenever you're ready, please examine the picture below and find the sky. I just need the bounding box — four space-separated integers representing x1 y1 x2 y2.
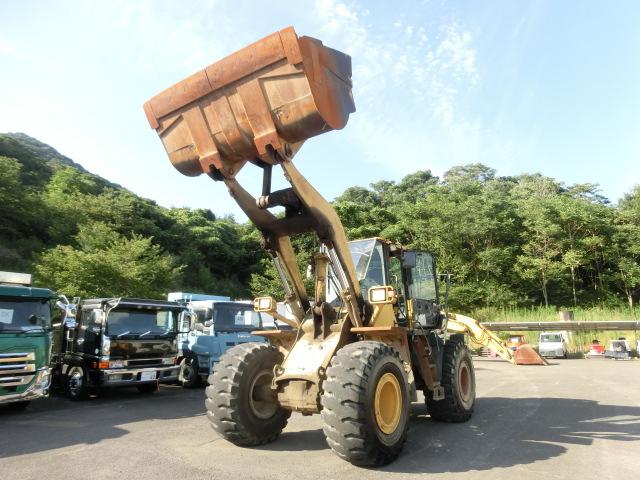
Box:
1 0 639 220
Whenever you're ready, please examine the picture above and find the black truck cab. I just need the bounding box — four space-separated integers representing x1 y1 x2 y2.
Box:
52 298 188 400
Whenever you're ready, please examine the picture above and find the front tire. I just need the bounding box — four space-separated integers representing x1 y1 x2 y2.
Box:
321 341 410 467
65 366 88 401
426 335 475 422
179 357 201 388
206 343 291 446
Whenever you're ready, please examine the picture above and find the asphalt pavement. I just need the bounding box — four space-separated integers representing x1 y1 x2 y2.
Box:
1 358 639 480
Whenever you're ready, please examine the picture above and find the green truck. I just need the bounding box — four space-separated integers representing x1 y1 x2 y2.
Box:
0 271 56 410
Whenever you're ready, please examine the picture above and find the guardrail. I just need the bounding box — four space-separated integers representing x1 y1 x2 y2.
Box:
480 320 640 332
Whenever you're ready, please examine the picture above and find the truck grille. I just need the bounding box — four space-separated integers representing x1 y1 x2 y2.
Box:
0 352 36 387
127 358 163 368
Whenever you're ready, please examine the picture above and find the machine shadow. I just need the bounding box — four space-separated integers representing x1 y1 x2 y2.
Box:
0 385 205 458
383 397 640 473
261 428 328 452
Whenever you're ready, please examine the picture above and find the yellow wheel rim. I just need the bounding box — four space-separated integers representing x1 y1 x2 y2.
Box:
374 372 402 435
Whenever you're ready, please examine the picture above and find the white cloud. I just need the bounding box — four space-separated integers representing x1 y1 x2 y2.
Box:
110 0 229 73
311 0 505 177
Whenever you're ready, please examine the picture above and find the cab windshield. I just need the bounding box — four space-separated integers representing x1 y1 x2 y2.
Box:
348 239 386 292
540 334 563 343
106 309 177 337
213 303 261 332
0 297 52 332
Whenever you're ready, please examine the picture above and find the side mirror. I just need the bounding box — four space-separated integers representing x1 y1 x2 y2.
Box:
90 309 104 326
179 312 192 334
402 252 417 268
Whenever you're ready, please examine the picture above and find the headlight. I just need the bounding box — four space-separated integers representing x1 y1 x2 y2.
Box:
368 286 396 304
254 296 275 312
36 368 51 389
162 357 175 365
109 359 125 368
101 337 111 356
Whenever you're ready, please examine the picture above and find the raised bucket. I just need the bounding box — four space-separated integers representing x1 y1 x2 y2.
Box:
144 26 355 179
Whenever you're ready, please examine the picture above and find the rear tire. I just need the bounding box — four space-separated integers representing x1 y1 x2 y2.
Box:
321 341 410 466
179 357 201 388
206 343 291 446
426 335 475 422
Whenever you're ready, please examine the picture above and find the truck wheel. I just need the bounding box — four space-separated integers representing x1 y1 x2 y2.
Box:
426 335 475 422
179 357 201 388
137 383 158 394
65 366 88 401
206 343 291 446
321 341 409 466
7 401 30 411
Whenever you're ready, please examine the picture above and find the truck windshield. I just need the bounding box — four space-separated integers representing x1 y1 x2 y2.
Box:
106 309 177 337
540 334 562 343
0 297 52 332
213 303 261 332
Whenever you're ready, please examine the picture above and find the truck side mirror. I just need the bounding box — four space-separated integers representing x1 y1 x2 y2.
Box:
179 312 192 333
90 309 104 326
402 252 417 268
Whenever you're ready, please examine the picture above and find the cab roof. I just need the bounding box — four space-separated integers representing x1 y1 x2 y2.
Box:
0 284 56 299
79 297 186 310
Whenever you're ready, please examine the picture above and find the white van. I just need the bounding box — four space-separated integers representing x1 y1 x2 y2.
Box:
538 331 569 358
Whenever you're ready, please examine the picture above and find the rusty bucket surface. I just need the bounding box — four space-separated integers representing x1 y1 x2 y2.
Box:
514 344 549 366
144 26 355 179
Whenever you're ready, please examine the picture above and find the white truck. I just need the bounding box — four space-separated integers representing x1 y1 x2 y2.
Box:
538 331 569 359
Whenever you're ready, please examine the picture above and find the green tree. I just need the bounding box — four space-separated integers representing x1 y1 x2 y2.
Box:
611 187 640 307
35 222 183 298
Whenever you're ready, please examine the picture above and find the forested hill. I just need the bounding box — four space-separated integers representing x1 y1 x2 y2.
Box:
0 133 91 187
0 132 264 299
1 132 639 310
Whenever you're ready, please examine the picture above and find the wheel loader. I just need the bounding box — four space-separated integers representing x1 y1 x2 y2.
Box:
144 26 496 466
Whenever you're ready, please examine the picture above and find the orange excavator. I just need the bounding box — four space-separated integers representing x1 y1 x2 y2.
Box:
144 26 543 467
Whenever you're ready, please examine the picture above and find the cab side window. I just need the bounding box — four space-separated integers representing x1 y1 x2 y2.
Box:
407 253 437 301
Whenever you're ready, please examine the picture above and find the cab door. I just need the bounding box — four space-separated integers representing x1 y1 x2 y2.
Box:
402 251 443 329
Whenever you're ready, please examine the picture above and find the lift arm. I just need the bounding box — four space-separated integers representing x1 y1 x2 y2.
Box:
446 312 516 364
144 27 362 327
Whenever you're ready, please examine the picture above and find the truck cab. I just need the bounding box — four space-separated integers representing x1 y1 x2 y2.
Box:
0 272 56 410
605 338 632 360
538 331 569 358
51 297 187 400
174 297 267 388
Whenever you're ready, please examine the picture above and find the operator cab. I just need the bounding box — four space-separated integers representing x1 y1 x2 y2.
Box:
328 238 443 329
